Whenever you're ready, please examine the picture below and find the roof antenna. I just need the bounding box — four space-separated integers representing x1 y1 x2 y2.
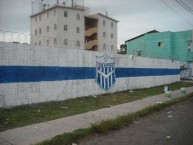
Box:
105 9 108 16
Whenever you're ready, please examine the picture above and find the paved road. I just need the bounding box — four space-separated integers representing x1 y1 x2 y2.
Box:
80 97 193 145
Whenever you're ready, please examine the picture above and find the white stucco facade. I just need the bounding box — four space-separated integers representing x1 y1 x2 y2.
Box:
30 3 118 52
90 13 118 52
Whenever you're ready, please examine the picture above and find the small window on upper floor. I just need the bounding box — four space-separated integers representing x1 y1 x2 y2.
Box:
76 27 80 33
64 25 67 31
64 39 68 45
111 22 113 28
188 42 191 47
76 14 80 20
76 40 80 47
188 42 191 52
158 42 164 47
54 24 57 30
39 28 42 34
103 20 105 26
35 29 37 35
47 40 49 46
111 33 113 39
54 38 57 45
39 41 41 45
64 11 68 17
39 15 41 21
47 26 49 32
103 32 106 37
103 44 106 50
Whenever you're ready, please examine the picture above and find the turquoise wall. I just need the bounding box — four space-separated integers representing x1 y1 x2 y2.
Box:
126 30 193 62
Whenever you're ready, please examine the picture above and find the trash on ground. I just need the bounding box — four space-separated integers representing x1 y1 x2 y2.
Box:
167 111 172 114
166 136 172 139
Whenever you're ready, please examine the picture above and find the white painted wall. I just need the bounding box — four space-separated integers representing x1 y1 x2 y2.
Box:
0 42 180 107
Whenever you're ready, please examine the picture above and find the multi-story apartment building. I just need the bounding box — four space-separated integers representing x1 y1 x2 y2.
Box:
30 0 118 51
125 30 193 79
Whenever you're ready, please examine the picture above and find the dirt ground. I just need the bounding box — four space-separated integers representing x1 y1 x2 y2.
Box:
79 97 193 145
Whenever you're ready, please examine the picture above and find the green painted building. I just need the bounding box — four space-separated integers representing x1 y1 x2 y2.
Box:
125 30 193 79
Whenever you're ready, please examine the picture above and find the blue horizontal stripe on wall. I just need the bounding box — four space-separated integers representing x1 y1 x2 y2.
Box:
0 66 95 83
115 68 180 78
0 66 180 83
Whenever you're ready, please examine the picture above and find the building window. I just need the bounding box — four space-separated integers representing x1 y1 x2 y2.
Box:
111 33 113 39
188 42 191 52
39 15 41 21
64 25 67 31
47 40 49 46
111 45 114 50
47 12 49 18
39 41 41 45
103 32 106 37
64 11 68 17
103 44 106 50
111 22 113 28
103 20 105 26
188 42 191 47
39 28 42 34
35 42 37 45
76 14 80 20
54 24 57 30
158 42 164 47
54 38 57 45
76 27 80 33
63 39 67 45
35 29 37 35
35 17 37 23
76 40 80 47
47 26 49 32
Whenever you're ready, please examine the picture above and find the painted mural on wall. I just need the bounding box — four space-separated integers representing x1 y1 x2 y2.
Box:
95 53 116 91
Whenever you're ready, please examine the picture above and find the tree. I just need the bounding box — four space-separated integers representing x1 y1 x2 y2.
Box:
117 44 127 54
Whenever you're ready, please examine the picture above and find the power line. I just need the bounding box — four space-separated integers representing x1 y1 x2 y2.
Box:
179 0 193 12
161 0 193 27
175 0 193 15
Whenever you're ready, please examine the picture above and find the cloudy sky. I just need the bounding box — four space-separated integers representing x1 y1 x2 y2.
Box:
0 0 193 46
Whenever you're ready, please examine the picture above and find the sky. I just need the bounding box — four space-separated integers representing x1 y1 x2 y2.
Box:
0 0 193 47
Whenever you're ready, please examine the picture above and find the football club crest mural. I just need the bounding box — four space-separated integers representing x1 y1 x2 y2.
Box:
95 53 116 91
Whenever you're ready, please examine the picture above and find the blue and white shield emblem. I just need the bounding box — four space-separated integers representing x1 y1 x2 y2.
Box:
95 53 116 91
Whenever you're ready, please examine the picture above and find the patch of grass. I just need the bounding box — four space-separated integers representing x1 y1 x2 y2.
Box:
0 81 192 131
37 128 92 145
92 92 193 134
36 93 193 145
